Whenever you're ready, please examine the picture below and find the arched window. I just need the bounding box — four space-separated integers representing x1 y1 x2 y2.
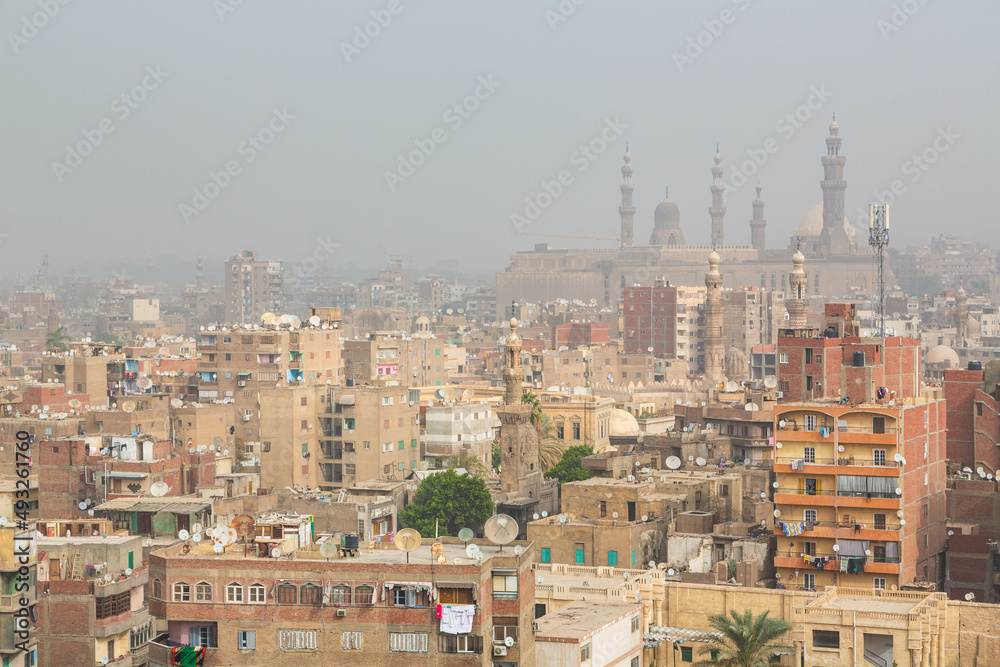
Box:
173 582 191 602
248 583 266 604
152 578 162 599
330 585 351 605
300 583 321 605
354 585 374 606
194 581 212 602
226 583 243 603
277 584 297 605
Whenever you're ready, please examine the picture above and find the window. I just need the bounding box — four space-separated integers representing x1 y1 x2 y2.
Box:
874 513 887 530
541 548 551 563
398 440 404 450
803 447 816 463
278 629 317 650
608 550 618 566
237 631 255 650
438 634 481 653
152 578 162 599
804 509 817 523
632 658 640 667
226 583 243 603
803 573 816 591
779 353 789 364
581 644 591 661
300 584 321 605
805 348 813 364
492 570 518 598
277 584 297 604
680 645 693 661
342 631 363 651
631 616 641 632
355 585 375 606
575 544 585 565
493 617 519 644
873 449 886 466
600 501 607 518
329 585 351 605
393 588 422 607
389 632 428 653
874 577 886 590
438 587 474 604
804 414 817 431
572 422 581 439
249 584 265 604
190 626 214 648
803 542 816 556
173 582 191 602
812 630 839 649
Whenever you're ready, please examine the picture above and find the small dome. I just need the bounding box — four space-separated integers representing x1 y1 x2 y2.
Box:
708 249 720 266
793 249 805 266
925 345 959 367
609 408 640 437
509 317 518 329
724 345 748 382
623 151 631 164
415 315 430 325
829 120 839 135
793 202 856 241
956 280 966 298
653 195 680 229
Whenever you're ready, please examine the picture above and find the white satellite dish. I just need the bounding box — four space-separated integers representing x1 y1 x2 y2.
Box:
695 457 706 467
170 398 183 408
667 568 675 576
724 381 738 392
465 544 480 558
213 543 223 553
665 456 681 470
612 511 619 519
102 658 109 665
178 529 190 541
104 573 113 582
764 376 777 389
513 545 524 556
192 533 202 543
309 315 321 327
271 547 282 558
150 482 169 497
537 575 544 584
533 513 539 520
641 515 648 522
125 568 132 576
79 502 88 511
558 514 567 524
505 636 515 648
192 522 203 534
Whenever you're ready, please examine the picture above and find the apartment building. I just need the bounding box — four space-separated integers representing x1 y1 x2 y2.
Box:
0 476 39 667
343 332 450 387
224 250 284 324
147 536 535 666
721 288 785 356
421 402 495 470
534 600 643 667
36 534 151 667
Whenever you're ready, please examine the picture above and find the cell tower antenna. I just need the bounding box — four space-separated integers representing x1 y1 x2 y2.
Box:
868 204 890 338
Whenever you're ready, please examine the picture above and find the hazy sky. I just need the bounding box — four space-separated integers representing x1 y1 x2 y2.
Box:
1 0 995 283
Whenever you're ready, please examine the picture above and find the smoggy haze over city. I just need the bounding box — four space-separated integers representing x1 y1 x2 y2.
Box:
1 0 994 281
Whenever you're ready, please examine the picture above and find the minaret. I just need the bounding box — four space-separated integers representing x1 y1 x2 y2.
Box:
787 249 808 329
956 280 968 347
619 144 635 248
750 184 767 250
704 250 725 382
195 256 205 290
820 116 848 254
498 315 541 495
709 147 726 247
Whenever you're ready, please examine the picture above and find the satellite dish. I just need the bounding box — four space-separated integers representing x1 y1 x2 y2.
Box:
104 573 113 582
532 513 540 520
178 529 190 541
150 481 169 497
667 568 675 576
137 376 153 390
725 381 738 392
192 533 202 542
641 515 648 522
68 398 82 408
773 510 781 518
772 481 779 489
760 492 767 499
102 658 109 665
541 511 548 518
309 315 321 327
170 398 183 408
744 403 759 411
461 388 474 403
977 467 985 476
696 457 706 467
778 420 786 428
764 376 777 389
505 636 515 648
213 543 223 554
484 514 518 545
665 456 681 470
125 568 133 576
537 575 544 584
271 547 282 558
395 528 422 553
612 511 619 519
465 544 481 558
832 544 840 552
966 592 975 601
121 400 137 413
319 542 338 559
79 502 88 510
458 527 475 543
513 545 524 556
88 509 95 516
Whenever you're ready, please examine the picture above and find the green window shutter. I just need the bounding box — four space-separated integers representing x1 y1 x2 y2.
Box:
398 440 404 450
541 548 550 563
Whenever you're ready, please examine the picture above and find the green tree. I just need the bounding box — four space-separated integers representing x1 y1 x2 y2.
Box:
537 414 567 471
695 609 792 667
397 469 494 538
544 444 594 484
45 326 70 352
520 391 543 425
491 438 501 472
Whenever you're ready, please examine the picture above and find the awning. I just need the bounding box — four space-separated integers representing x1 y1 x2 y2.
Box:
105 472 148 479
237 372 251 377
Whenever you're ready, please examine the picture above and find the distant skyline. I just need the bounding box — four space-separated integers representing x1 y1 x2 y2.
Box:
1 1 994 281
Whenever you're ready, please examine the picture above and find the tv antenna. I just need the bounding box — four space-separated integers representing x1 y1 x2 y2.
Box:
869 204 889 338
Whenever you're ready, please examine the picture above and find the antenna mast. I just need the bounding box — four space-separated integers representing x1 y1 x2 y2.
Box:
868 204 889 338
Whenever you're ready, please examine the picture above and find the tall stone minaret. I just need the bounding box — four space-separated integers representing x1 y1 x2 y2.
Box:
498 315 541 495
750 184 767 250
619 144 635 248
709 147 726 247
956 280 968 347
787 249 808 329
704 250 725 382
195 256 205 290
820 116 848 254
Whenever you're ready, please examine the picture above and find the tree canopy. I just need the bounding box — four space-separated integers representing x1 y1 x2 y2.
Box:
695 609 792 667
397 469 495 538
544 444 594 484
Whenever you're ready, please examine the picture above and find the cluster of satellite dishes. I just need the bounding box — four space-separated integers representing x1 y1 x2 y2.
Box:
186 444 229 457
77 498 97 517
432 387 476 405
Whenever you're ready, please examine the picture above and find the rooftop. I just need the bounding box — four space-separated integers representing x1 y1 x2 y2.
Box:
535 600 641 640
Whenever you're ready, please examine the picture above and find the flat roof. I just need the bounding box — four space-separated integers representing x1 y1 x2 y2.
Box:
93 497 211 513
535 600 641 640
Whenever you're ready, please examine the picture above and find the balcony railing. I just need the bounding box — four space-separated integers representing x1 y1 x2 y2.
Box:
776 488 836 496
776 457 899 468
775 488 898 500
777 424 897 435
775 520 902 531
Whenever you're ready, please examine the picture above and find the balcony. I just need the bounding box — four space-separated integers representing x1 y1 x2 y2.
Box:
98 652 133 667
775 554 900 574
774 489 901 510
774 457 900 476
148 639 216 667
95 606 149 638
774 520 902 540
131 645 148 667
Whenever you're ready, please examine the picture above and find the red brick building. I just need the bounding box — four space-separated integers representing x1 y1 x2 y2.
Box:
549 322 612 350
623 281 678 357
148 537 536 666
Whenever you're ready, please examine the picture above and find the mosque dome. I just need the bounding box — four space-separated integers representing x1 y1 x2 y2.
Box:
609 408 640 437
724 344 748 382
793 202 857 241
925 345 959 367
653 195 680 229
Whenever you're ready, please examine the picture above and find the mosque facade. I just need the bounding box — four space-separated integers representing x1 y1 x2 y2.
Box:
496 121 877 319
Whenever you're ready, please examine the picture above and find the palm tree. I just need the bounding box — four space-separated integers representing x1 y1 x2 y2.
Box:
520 391 543 425
695 609 792 667
537 414 567 471
45 326 70 352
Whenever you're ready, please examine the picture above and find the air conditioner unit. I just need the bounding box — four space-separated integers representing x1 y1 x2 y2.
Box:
493 646 507 657
531 621 539 633
242 415 251 422
237 381 246 387
776 391 783 398
336 608 347 617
